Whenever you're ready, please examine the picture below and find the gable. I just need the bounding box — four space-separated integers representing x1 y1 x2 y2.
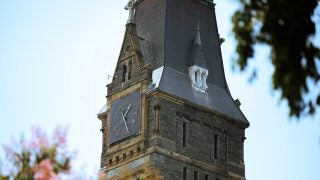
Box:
107 24 152 95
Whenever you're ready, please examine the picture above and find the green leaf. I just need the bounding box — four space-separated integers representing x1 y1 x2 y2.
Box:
232 0 320 118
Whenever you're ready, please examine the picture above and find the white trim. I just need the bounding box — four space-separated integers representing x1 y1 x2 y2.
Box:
152 66 164 88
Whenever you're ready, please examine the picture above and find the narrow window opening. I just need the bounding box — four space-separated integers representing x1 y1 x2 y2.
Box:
201 73 205 87
123 153 126 161
195 72 198 83
214 134 218 159
205 174 209 180
130 150 134 158
116 156 119 163
154 106 160 133
122 64 127 82
109 159 112 166
197 71 202 86
194 171 198 180
128 60 132 80
137 146 141 153
183 122 187 147
183 167 187 180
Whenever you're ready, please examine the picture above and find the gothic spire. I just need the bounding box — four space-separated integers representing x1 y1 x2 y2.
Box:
195 21 202 46
190 21 207 69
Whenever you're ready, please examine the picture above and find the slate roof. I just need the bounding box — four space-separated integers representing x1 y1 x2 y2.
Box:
134 0 249 125
138 37 154 66
190 43 207 69
149 67 247 123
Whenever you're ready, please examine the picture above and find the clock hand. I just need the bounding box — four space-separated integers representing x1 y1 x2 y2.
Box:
121 112 129 133
123 104 132 118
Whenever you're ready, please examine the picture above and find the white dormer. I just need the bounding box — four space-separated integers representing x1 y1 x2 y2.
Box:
189 65 208 93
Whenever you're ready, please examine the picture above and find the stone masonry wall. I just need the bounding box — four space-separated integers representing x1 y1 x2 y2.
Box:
146 93 246 179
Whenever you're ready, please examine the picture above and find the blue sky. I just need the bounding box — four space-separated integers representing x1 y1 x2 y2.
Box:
0 0 319 179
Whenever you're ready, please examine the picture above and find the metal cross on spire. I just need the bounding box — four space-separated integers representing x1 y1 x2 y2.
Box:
124 0 140 24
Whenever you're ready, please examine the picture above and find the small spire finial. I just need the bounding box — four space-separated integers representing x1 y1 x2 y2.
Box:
125 0 139 24
195 21 202 45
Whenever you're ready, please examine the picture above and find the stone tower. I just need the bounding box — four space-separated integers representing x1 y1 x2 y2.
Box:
98 0 249 179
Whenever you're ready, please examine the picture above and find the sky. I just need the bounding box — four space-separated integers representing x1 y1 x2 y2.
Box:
0 0 320 179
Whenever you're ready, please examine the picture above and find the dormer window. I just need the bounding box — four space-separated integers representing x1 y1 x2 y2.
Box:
189 65 208 93
188 21 208 93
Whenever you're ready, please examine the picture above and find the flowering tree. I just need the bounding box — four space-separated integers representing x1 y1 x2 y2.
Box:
0 126 71 180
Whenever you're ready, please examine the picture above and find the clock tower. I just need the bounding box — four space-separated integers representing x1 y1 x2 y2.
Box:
98 0 249 179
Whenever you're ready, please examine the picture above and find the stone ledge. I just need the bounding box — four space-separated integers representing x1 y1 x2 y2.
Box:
146 146 228 177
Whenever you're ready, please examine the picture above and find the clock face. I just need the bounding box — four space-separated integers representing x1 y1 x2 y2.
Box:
109 91 141 144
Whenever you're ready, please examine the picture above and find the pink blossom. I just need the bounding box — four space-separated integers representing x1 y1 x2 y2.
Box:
31 127 49 149
53 126 67 148
34 159 60 180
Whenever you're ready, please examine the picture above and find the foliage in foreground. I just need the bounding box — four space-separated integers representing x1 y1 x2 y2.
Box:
232 0 320 118
0 126 163 180
0 126 71 180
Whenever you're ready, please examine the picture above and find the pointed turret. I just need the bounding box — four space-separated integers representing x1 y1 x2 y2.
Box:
188 21 208 93
190 21 207 69
195 21 202 46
